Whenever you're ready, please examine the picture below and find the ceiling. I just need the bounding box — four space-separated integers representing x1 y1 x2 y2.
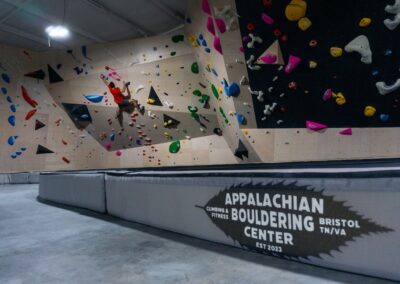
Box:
0 0 186 52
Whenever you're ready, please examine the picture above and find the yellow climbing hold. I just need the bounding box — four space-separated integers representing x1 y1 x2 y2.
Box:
334 92 346 106
243 129 249 135
298 17 312 31
364 106 376 117
359 18 372 27
147 98 155 104
309 60 317 69
285 0 307 22
330 47 343 58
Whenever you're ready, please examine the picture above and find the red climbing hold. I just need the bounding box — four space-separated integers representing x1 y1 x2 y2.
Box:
25 109 37 120
21 86 38 108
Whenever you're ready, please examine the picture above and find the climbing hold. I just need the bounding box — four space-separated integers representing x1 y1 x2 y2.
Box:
364 106 376 117
192 89 202 97
1 87 7 94
380 114 390 122
36 144 54 154
309 60 317 69
62 156 70 164
211 84 219 99
34 120 45 131
256 40 285 65
345 35 372 64
261 13 274 25
298 17 312 31
284 55 301 74
215 18 226 33
213 128 223 136
21 86 38 108
116 150 122 156
306 120 327 131
85 94 103 103
147 86 163 106
227 82 240 97
339 128 353 135
359 18 372 27
1 73 10 83
335 92 346 105
213 36 223 54
47 64 64 83
330 47 343 58
171 34 185 43
25 109 37 120
237 114 246 125
135 85 145 94
191 62 199 74
9 104 16 113
206 17 216 35
323 89 333 101
247 33 263 49
309 40 318 48
384 0 400 30
376 79 400 95
25 69 46 80
169 140 180 154
285 0 307 21
201 0 211 15
8 115 15 127
163 114 180 128
7 136 17 146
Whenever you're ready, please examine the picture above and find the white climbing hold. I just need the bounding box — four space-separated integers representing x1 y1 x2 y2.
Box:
344 35 372 64
376 79 400 95
135 85 145 94
246 55 261 71
264 103 278 115
384 0 400 30
164 101 174 109
248 87 265 102
247 33 263 49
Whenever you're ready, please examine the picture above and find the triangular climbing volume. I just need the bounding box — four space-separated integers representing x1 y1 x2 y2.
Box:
35 119 46 130
36 144 54 154
147 86 163 106
24 70 46 80
47 64 64 83
255 40 285 65
163 114 181 128
234 140 248 160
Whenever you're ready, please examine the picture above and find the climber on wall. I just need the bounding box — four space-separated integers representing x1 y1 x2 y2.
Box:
100 74 143 118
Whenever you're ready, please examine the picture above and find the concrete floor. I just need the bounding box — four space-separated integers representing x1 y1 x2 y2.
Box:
0 185 396 284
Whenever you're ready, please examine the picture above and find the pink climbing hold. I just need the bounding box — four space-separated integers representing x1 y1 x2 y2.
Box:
201 0 211 15
215 18 226 33
242 35 250 43
206 17 215 35
105 142 112 150
323 89 333 101
116 150 122 156
285 55 301 74
239 46 244 53
339 128 352 135
306 120 327 131
261 13 274 25
213 36 223 55
260 54 277 64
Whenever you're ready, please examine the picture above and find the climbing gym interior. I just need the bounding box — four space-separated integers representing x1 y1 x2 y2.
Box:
0 0 399 283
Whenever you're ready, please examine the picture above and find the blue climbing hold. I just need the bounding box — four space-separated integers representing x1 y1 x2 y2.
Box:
84 94 103 103
8 115 15 126
11 154 17 159
199 34 204 40
15 151 22 156
80 114 89 120
237 114 246 125
384 49 393 56
1 87 7 94
228 82 241 97
372 70 379 76
9 104 16 112
7 136 17 146
21 147 27 151
136 139 142 145
1 73 10 83
211 68 218 77
202 40 207 47
6 96 12 103
380 114 389 122
110 133 116 141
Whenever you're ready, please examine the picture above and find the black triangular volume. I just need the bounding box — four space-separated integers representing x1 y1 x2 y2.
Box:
47 64 64 83
234 140 248 160
24 70 46 80
62 103 92 122
148 86 163 106
163 114 180 128
36 144 54 154
35 119 46 130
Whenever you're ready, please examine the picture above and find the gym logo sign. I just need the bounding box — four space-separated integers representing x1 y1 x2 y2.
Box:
197 182 393 259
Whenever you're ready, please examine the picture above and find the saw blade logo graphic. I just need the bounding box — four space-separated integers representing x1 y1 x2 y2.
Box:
197 182 393 259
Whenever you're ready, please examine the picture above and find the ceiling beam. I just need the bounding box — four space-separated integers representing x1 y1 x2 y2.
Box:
2 0 106 43
0 23 54 47
83 0 153 37
147 0 185 23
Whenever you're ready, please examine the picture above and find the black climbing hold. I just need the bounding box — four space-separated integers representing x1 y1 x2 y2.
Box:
24 70 46 80
35 119 46 130
163 114 181 128
48 64 64 83
148 86 163 106
234 140 248 160
213 128 223 136
36 144 54 154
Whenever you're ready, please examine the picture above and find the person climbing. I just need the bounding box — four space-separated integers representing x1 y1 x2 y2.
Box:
100 74 143 118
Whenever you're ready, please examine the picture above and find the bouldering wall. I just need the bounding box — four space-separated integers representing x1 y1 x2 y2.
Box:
0 33 237 172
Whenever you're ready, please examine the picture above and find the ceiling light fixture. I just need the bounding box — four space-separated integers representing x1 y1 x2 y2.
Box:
45 0 70 45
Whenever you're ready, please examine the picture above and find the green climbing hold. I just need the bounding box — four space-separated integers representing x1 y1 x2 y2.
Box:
169 140 180 153
211 84 219 99
188 106 198 113
191 62 199 74
172 35 185 43
170 51 177 56
219 107 229 124
192 89 202 97
191 112 200 120
199 94 210 104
